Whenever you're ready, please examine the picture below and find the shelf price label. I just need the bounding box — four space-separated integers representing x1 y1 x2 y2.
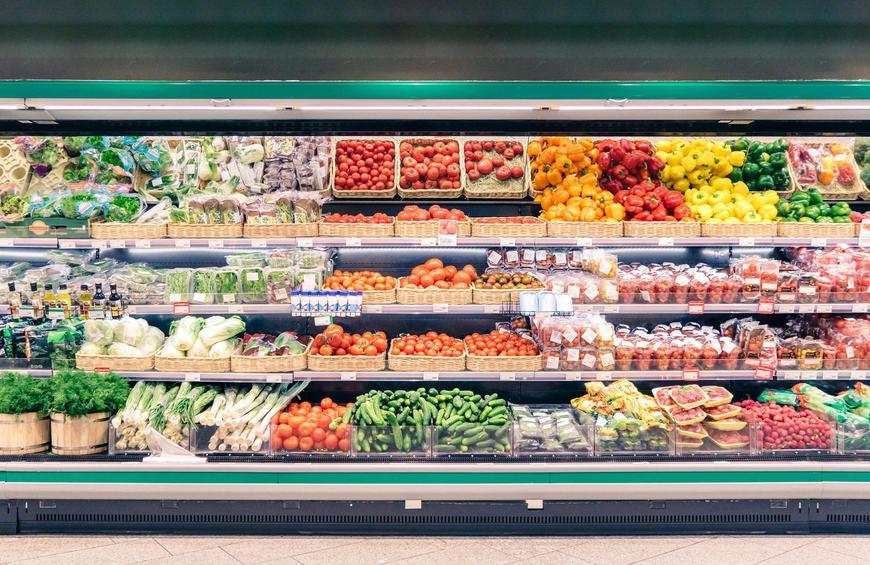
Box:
339 372 356 381
437 234 457 247
816 304 833 313
657 237 675 247
432 303 449 313
565 372 583 381
756 298 775 315
854 304 869 313
172 302 191 315
93 367 111 374
422 372 439 381
365 305 383 314
109 240 126 249
58 240 76 249
575 238 593 247
778 303 795 314
483 304 501 314
184 373 201 382
499 237 516 248
134 239 151 248
737 237 756 247
860 219 870 248
227 305 244 314
345 237 362 247
266 375 283 383
798 304 815 314
0 239 13 248
207 239 224 249
754 366 775 380
810 237 827 248
313 315 331 326
174 239 191 248
296 238 314 248
251 239 268 248
682 369 699 381
499 372 516 381
687 301 705 315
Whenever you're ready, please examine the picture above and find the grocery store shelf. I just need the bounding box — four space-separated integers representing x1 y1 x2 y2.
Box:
41 236 863 250
0 238 58 248
294 369 760 381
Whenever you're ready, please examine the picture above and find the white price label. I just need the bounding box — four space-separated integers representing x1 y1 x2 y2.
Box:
126 306 137 315
756 299 775 315
174 239 191 248
483 304 500 313
134 239 151 248
313 315 331 326
499 372 516 381
365 305 383 314
345 237 362 247
437 234 457 247
172 302 190 315
340 372 356 381
604 305 620 313
778 304 795 313
184 373 201 382
266 375 283 383
801 371 819 381
420 238 437 247
682 369 700 381
297 238 313 248
821 371 838 380
92 240 108 250
816 304 833 313
737 237 756 247
433 303 449 313
109 240 126 249
59 240 75 249
251 239 268 248
850 371 869 380
499 237 516 247
192 293 206 303
687 301 705 315
566 372 583 381
186 164 197 175
227 305 244 314
658 237 675 247
754 366 775 380
798 304 815 313
860 219 870 248
594 371 610 381
422 372 439 381
575 238 593 247
810 238 827 248
208 239 224 249
0 239 13 247
853 303 868 313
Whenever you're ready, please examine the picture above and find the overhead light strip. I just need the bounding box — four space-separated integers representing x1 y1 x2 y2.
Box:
0 105 23 110
40 105 281 111
297 105 537 111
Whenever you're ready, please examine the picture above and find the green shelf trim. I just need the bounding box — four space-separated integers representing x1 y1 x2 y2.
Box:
5 469 868 485
2 80 870 101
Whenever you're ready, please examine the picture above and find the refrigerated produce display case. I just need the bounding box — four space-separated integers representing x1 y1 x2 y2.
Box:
0 80 869 535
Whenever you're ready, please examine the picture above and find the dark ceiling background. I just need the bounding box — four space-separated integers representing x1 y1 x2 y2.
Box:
1 1 868 81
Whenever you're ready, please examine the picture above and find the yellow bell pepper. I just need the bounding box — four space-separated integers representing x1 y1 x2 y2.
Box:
758 204 778 221
732 181 749 196
733 200 754 219
728 151 746 166
681 156 697 172
696 204 713 221
708 190 731 205
690 191 709 205
761 190 780 205
673 178 690 193
698 151 716 168
743 211 763 223
669 165 685 180
710 177 732 192
687 169 706 185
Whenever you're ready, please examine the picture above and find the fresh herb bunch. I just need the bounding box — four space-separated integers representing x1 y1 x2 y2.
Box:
106 195 142 223
47 370 130 417
0 373 51 415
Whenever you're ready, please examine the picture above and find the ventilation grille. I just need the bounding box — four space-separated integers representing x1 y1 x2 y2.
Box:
35 512 793 525
825 514 870 523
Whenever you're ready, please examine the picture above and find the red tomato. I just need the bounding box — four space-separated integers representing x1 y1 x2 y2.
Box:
298 437 314 451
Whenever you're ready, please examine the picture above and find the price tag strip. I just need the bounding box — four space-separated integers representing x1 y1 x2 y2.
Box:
687 301 705 315
756 298 775 315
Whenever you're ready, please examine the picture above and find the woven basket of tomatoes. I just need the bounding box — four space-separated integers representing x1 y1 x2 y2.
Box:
323 270 398 305
331 138 398 198
387 332 467 372
307 325 388 371
470 217 546 237
318 213 395 237
394 205 470 237
271 397 353 455
462 138 527 198
464 330 542 372
397 259 475 305
397 138 464 198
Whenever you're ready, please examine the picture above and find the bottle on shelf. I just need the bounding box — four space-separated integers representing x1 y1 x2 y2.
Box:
76 284 93 319
6 283 20 318
108 284 122 319
56 283 73 319
27 282 42 319
43 284 55 313
91 283 106 319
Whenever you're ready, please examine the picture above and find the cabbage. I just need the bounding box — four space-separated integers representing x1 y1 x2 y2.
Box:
208 338 240 358
143 326 165 343
114 317 146 346
198 316 245 347
108 342 144 357
78 342 106 356
84 319 113 346
188 337 210 358
160 339 185 358
139 329 165 356
204 316 226 327
169 316 204 351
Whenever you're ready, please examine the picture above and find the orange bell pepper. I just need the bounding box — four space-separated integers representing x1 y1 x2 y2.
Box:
596 191 615 205
533 172 549 190
527 140 542 158
579 207 598 222
554 155 572 172
539 147 557 164
576 173 598 186
604 202 626 221
581 184 599 198
546 169 563 186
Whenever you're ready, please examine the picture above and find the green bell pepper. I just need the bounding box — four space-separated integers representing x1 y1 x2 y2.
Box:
799 216 815 223
805 205 821 221
730 138 748 151
729 167 743 182
758 161 774 176
748 141 764 158
742 162 760 180
832 215 852 223
817 203 831 216
763 142 778 155
790 202 807 218
769 153 787 168
780 216 797 222
830 202 852 217
756 174 775 191
774 138 790 152
772 170 789 190
776 201 793 218
789 192 810 204
806 189 823 205
816 216 834 223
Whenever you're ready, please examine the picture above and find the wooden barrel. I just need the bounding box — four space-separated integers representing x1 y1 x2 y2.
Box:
0 412 50 455
50 412 110 455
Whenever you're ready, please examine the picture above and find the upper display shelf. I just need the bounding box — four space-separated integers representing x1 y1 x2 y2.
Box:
2 80 870 123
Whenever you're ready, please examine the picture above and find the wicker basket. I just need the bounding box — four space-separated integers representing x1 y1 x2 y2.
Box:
306 351 386 372
546 221 624 238
397 186 463 199
396 137 465 199
396 286 472 305
330 137 399 198
461 137 528 199
387 340 466 372
466 353 543 372
243 222 318 238
623 221 700 237
318 221 395 237
0 140 31 189
231 342 309 373
363 288 397 304
471 218 546 237
700 222 778 237
472 287 531 304
89 221 167 240
155 343 239 373
394 220 471 238
777 222 859 238
75 352 155 372
464 181 527 199
168 223 243 239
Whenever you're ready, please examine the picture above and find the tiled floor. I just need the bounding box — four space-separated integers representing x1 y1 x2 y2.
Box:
0 534 867 565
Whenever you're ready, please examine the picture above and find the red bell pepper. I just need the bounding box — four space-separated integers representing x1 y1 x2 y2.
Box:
610 164 628 179
673 203 692 220
604 180 621 193
651 205 668 221
610 146 626 162
622 152 644 173
635 140 653 154
596 139 617 152
624 195 644 215
652 185 668 199
623 174 638 187
629 185 647 197
643 193 660 210
633 210 653 221
613 190 629 205
597 152 611 170
619 139 633 153
663 191 684 209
